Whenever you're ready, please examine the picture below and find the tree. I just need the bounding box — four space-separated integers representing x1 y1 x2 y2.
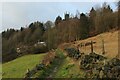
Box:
64 13 69 20
79 13 89 39
75 10 80 19
116 0 120 59
55 16 62 26
43 28 57 50
20 27 24 31
89 7 96 36
95 3 115 34
23 28 32 44
29 23 36 32
118 1 120 29
30 27 43 42
44 21 54 30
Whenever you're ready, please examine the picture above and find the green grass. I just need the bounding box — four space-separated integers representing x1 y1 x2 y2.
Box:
0 63 2 79
34 49 85 78
6 49 85 78
2 53 46 78
54 57 85 78
34 49 66 78
53 53 85 78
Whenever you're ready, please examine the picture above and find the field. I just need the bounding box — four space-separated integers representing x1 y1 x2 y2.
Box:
2 53 46 78
76 30 118 58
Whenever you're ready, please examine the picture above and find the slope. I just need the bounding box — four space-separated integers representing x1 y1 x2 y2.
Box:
2 53 46 78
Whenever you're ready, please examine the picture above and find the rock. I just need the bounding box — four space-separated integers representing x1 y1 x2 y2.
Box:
109 58 120 66
36 63 45 70
99 70 104 78
64 48 80 59
80 52 106 70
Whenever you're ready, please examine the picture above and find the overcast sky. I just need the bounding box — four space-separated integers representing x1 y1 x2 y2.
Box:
0 2 117 32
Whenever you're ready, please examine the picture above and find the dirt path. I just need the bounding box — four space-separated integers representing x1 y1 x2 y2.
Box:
37 49 66 78
47 58 61 78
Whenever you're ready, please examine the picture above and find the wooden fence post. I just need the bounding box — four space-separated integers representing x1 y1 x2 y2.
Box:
102 39 105 54
91 41 93 53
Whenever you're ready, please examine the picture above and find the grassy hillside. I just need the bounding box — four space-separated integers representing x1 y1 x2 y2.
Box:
46 30 118 78
2 53 46 78
33 49 85 78
2 30 119 78
54 57 85 78
33 30 119 78
75 30 118 58
59 30 119 59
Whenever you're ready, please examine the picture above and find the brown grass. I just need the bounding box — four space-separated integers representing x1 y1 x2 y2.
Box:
75 30 119 58
59 30 119 59
42 50 56 66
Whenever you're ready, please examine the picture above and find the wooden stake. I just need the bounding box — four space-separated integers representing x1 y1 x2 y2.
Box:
102 39 105 54
91 41 93 53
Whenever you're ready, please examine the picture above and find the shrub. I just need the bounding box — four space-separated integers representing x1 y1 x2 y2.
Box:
64 48 80 59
